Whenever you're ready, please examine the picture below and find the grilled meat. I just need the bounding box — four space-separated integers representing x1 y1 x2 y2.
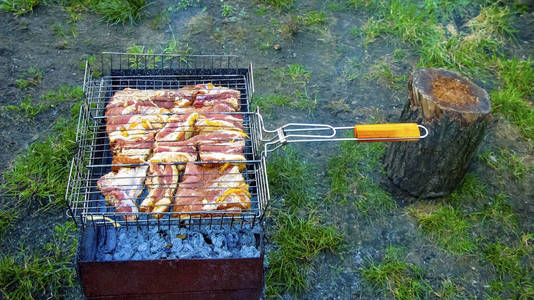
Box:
97 166 148 221
173 162 250 217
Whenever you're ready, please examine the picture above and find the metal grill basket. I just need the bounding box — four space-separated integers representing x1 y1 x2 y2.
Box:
66 53 268 230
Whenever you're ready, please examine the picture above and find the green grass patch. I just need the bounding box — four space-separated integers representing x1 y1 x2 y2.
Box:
411 205 476 254
491 88 534 142
265 212 343 297
0 222 77 299
16 66 42 90
4 96 45 119
0 209 19 238
2 116 78 209
492 57 534 141
253 64 316 116
259 0 294 10
298 10 326 26
480 149 529 181
483 235 534 299
362 246 430 299
274 63 311 84
465 5 517 41
4 85 83 119
327 140 397 215
266 146 315 210
0 0 39 15
367 61 407 90
93 0 147 25
252 92 315 116
221 3 234 17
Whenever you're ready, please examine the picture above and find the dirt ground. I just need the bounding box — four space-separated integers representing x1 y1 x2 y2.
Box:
0 1 533 299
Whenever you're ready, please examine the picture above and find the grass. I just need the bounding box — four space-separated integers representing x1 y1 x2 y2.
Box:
259 0 294 10
298 10 326 26
480 149 529 181
327 140 397 215
16 67 42 90
411 205 476 254
41 85 84 107
174 0 199 10
0 209 19 238
253 64 316 116
2 115 78 209
367 61 407 89
483 235 534 299
465 5 517 42
265 212 343 297
93 0 147 25
492 57 534 142
4 96 44 119
4 85 83 119
221 3 234 17
266 146 315 210
0 222 77 299
362 246 430 300
355 0 533 142
0 0 39 15
274 63 311 84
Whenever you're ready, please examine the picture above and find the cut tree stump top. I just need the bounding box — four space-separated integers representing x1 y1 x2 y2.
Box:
412 68 491 124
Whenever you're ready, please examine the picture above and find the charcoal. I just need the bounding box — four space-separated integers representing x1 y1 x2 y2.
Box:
240 245 259 258
95 225 261 261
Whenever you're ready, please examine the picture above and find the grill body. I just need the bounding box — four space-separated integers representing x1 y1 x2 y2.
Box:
77 227 264 299
68 54 266 299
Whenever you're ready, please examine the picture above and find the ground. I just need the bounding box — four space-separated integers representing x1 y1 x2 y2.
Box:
0 0 533 299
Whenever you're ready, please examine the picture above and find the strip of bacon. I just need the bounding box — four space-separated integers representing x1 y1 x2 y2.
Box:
192 83 240 111
141 163 179 218
106 88 194 110
173 162 250 217
97 166 148 221
195 113 244 136
194 130 246 166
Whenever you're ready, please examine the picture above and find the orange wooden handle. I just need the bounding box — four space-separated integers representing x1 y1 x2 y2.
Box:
354 123 421 142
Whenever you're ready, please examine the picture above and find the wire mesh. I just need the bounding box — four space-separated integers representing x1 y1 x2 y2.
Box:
67 53 267 230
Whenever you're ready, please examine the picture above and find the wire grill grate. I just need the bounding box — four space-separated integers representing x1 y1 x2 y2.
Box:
66 54 268 230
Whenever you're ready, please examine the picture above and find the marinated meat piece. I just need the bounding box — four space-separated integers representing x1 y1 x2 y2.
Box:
107 88 193 110
192 83 240 111
141 163 179 218
195 130 246 165
155 113 199 142
173 162 250 217
97 166 148 221
195 113 244 135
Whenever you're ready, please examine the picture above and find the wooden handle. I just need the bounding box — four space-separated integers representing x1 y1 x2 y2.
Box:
354 123 421 142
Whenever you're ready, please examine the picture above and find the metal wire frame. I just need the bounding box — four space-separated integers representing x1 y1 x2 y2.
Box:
66 53 267 230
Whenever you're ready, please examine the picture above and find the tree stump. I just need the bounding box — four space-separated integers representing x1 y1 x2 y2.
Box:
384 68 491 198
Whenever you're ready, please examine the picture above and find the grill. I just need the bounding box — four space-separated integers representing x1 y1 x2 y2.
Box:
67 53 428 299
66 53 269 230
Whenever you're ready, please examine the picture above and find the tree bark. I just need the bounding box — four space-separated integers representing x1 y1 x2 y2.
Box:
384 68 491 198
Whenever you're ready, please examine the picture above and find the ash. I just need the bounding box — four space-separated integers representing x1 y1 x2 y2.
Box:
95 225 261 261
